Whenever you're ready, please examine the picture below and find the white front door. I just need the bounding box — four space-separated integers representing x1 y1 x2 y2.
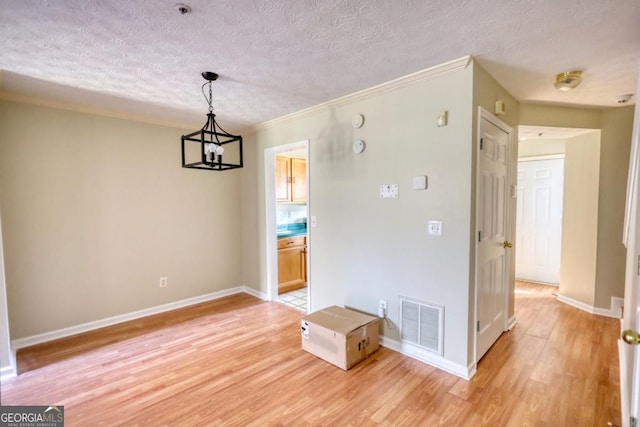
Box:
476 109 513 361
515 158 564 284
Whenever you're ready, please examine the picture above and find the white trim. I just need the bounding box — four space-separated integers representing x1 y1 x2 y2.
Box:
379 336 475 380
242 286 268 301
248 56 471 133
0 350 16 381
556 294 623 319
0 91 197 131
12 287 249 350
507 316 517 331
619 338 632 426
623 87 640 246
518 154 565 162
264 140 310 305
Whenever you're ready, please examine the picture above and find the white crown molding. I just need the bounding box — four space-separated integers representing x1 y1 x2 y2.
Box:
556 294 623 319
0 91 198 130
247 55 472 134
379 335 474 380
1 56 471 135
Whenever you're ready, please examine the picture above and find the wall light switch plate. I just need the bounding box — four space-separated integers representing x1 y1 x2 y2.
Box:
428 220 443 236
310 216 317 228
413 175 427 190
436 110 448 127
380 184 399 198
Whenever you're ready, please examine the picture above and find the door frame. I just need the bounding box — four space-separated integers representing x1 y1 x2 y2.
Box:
515 156 565 285
264 140 310 303
474 106 515 363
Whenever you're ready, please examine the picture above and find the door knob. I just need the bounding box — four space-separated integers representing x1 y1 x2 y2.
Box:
622 329 640 345
502 241 513 248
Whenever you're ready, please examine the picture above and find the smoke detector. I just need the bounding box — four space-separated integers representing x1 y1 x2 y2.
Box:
176 3 191 14
616 94 634 104
554 70 583 91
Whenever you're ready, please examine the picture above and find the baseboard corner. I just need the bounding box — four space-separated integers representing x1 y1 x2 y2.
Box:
379 336 473 380
243 286 268 301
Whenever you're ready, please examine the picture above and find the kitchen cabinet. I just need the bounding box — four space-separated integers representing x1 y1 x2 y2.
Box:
275 156 306 203
278 235 307 293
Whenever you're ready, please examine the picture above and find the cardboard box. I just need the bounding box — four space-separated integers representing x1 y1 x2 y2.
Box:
301 306 379 370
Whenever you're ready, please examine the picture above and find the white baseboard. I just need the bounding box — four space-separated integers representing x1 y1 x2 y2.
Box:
507 315 517 331
379 336 474 380
556 294 623 318
1 365 17 381
0 348 17 381
243 286 268 301
12 286 252 350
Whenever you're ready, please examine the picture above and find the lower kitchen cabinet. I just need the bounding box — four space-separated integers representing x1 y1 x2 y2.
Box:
278 235 307 293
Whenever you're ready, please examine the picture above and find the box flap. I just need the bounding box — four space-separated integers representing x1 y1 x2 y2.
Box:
303 306 377 335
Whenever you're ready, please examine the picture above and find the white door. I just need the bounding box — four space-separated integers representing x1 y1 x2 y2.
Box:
476 110 512 361
626 217 640 427
621 148 640 427
620 74 640 427
515 158 564 284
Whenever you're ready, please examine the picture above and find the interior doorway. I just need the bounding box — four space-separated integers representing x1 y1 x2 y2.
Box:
515 157 564 284
264 140 310 312
515 126 601 288
475 107 513 362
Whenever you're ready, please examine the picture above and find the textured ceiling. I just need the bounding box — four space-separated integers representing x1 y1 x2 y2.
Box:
0 0 638 131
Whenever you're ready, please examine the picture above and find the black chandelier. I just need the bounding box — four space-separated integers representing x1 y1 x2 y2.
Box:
181 72 243 171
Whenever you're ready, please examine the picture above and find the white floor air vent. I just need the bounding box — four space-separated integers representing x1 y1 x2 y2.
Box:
400 298 444 355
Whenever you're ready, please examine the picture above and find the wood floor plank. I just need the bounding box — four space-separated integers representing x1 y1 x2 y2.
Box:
0 283 621 426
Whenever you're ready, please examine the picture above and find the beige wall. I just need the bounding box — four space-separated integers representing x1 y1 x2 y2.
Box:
518 138 566 158
595 107 635 307
560 132 601 305
242 63 476 368
0 217 12 375
520 104 602 129
520 103 634 309
241 60 518 369
0 101 244 339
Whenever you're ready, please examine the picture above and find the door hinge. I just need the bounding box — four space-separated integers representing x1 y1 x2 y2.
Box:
477 321 480 332
637 254 640 276
480 138 484 150
631 416 637 427
478 231 482 242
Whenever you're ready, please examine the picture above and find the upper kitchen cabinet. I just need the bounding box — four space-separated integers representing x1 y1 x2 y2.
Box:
275 155 306 203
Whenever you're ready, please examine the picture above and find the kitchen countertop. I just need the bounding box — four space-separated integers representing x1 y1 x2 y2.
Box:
277 223 307 238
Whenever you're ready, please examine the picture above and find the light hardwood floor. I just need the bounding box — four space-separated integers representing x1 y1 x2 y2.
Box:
0 282 621 426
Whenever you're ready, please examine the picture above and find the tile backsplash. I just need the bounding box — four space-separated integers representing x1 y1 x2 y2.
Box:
276 204 307 223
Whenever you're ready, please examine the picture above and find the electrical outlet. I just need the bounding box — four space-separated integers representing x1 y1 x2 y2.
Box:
378 300 388 318
428 220 443 236
159 277 168 288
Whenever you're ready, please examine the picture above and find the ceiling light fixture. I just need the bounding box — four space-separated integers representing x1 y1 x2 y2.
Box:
181 72 243 171
554 70 583 91
617 94 634 104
